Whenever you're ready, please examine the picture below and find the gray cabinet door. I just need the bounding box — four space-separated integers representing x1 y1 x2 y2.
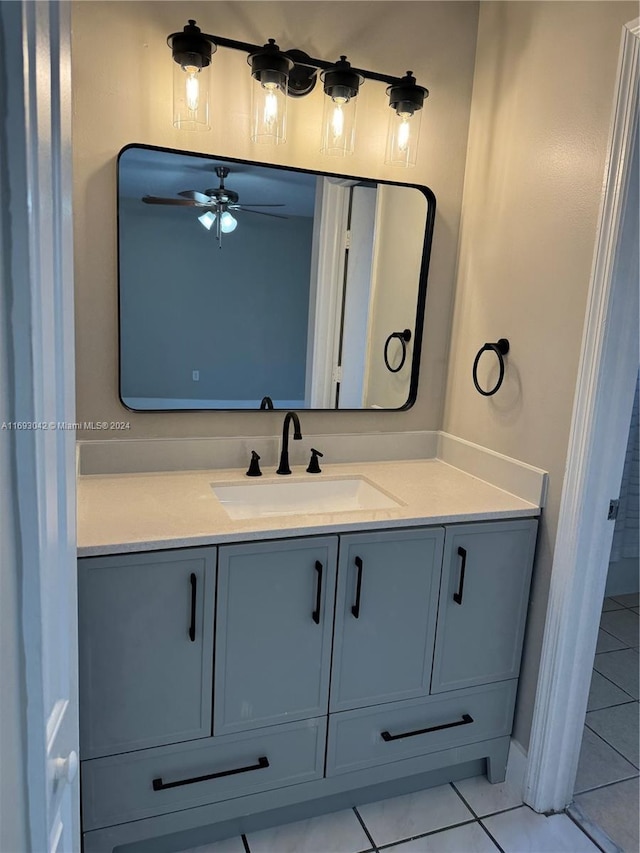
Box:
330 528 444 712
79 548 216 759
431 519 538 694
215 536 338 735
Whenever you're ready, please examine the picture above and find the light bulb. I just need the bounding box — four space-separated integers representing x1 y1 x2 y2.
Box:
263 84 279 127
397 115 411 152
184 66 200 112
198 211 216 230
220 211 237 233
331 102 345 138
172 55 210 130
320 92 357 156
385 104 422 167
251 78 287 142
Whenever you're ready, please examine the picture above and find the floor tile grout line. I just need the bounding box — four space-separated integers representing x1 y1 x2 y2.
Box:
594 646 635 658
450 780 481 819
584 718 640 770
590 666 636 699
476 817 507 853
596 625 633 650
565 807 610 853
590 668 638 701
609 597 640 611
374 817 478 850
588 698 637 712
474 803 531 821
597 614 639 647
352 806 380 853
575 773 640 797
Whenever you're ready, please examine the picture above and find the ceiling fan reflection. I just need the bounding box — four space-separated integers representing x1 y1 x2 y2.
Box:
141 165 288 247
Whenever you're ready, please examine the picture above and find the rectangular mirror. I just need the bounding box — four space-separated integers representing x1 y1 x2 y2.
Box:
117 144 435 411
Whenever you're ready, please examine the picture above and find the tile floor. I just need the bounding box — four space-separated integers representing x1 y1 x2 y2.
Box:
180 594 638 853
184 782 602 853
569 593 639 852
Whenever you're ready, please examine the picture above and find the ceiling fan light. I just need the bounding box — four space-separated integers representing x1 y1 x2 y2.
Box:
220 211 238 233
198 211 217 230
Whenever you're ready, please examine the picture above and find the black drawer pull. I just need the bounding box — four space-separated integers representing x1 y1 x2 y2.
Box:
189 573 197 641
453 547 467 605
312 560 323 624
351 556 363 618
381 713 473 742
152 755 269 791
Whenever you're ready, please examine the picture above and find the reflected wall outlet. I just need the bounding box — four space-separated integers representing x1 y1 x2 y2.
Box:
192 370 200 381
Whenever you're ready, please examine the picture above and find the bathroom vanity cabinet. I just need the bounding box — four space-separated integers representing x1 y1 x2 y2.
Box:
79 518 538 852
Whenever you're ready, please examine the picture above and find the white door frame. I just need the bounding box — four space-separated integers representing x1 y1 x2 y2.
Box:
524 18 639 813
1 1 79 850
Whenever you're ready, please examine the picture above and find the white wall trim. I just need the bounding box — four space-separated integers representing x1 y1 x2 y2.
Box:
523 19 640 813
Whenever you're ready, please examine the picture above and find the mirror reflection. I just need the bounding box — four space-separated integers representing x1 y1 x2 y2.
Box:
117 145 435 410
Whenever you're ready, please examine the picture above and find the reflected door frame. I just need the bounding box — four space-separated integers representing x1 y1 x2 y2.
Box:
305 179 350 408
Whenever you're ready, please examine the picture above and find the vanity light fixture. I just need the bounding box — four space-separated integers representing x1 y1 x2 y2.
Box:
168 20 217 130
249 40 293 144
385 72 428 167
166 20 429 166
320 57 363 157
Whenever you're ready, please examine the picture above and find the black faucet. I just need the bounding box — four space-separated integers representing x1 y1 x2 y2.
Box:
276 411 302 475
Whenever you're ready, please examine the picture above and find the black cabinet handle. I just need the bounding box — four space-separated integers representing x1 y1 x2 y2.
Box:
152 756 269 791
351 556 363 618
189 573 197 641
381 714 473 742
312 561 323 624
453 547 467 605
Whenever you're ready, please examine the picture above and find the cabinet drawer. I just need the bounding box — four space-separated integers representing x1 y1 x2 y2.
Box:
82 717 326 831
326 681 516 776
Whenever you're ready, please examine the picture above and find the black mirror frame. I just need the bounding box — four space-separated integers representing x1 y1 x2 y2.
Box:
116 142 437 412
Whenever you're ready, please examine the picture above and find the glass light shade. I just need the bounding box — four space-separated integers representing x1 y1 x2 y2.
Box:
250 72 287 144
385 107 422 167
219 211 238 233
320 94 357 156
173 61 210 130
198 211 216 230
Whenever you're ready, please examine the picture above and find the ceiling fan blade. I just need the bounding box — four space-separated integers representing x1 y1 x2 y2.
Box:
234 203 286 207
178 190 213 204
240 208 289 220
142 196 202 206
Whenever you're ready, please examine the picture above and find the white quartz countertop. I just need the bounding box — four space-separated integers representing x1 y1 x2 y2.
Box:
77 459 540 557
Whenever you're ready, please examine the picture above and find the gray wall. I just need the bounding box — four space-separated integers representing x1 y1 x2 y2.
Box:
119 200 312 403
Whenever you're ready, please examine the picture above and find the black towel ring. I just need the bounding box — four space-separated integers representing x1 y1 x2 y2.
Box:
472 338 510 396
384 329 412 373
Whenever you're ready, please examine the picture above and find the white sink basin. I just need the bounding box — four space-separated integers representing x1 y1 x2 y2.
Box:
212 477 402 520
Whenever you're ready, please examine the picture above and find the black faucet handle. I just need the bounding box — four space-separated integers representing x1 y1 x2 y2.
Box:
246 450 262 477
306 448 323 474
